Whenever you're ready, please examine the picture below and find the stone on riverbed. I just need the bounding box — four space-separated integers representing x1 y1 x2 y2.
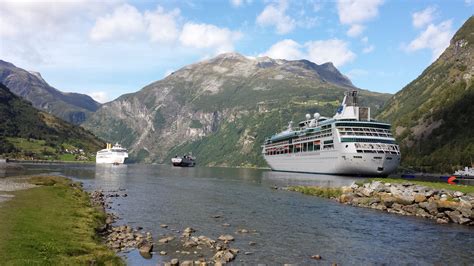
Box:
138 240 153 253
159 236 175 244
213 250 236 263
218 234 234 241
170 258 179 266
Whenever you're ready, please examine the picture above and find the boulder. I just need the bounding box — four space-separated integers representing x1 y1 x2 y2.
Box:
158 236 175 244
402 204 419 215
380 194 397 207
437 200 461 211
138 240 153 253
184 227 195 233
339 193 354 204
361 187 373 197
311 255 322 260
183 240 198 248
341 186 353 194
447 211 471 224
170 258 179 266
218 234 234 241
419 201 438 215
436 218 449 224
414 193 427 203
213 250 235 263
394 193 415 205
181 260 194 266
369 181 386 192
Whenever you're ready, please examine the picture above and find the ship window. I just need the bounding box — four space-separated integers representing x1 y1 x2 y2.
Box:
353 156 362 159
374 157 382 159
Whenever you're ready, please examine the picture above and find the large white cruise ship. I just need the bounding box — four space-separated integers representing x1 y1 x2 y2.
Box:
96 143 128 164
262 90 400 176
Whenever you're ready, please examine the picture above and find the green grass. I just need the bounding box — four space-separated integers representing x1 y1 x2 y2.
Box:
7 137 55 154
288 186 342 198
0 176 123 265
366 178 474 194
58 154 77 161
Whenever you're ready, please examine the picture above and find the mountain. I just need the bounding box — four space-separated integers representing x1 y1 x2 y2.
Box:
0 83 104 161
83 53 391 166
377 16 474 172
0 60 100 124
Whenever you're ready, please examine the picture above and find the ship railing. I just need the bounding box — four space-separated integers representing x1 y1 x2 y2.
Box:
355 142 400 154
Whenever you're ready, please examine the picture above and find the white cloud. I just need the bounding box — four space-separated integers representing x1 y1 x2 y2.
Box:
145 7 180 43
260 38 356 67
179 23 242 53
260 39 304 60
306 39 356 67
0 0 113 38
256 0 296 34
465 0 473 5
90 4 146 42
88 91 108 103
347 24 365 37
337 0 384 25
337 0 384 37
412 6 437 29
406 20 453 60
89 4 182 43
230 0 252 7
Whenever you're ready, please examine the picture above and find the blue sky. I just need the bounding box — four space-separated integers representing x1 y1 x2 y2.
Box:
0 0 472 103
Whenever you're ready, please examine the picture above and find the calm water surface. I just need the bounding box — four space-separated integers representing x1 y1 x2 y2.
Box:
3 163 474 265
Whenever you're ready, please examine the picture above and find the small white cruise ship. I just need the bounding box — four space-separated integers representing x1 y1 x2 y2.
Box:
96 143 128 164
262 90 401 176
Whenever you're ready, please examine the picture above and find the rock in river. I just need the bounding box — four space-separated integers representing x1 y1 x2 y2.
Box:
218 234 234 241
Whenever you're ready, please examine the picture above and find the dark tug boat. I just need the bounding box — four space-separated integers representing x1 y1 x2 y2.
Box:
171 154 196 167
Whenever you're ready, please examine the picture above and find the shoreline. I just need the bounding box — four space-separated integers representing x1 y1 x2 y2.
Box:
0 175 123 264
287 179 474 226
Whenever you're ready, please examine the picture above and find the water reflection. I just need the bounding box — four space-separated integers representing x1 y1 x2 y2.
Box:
262 171 359 187
95 164 128 180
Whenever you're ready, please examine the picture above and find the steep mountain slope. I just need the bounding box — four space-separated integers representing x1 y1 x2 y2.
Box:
378 16 474 172
0 83 104 161
84 53 391 166
0 60 100 124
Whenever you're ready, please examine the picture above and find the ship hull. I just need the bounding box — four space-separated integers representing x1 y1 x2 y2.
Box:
264 151 400 176
96 154 128 164
171 158 195 167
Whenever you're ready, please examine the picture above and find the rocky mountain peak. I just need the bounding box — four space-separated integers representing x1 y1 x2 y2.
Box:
0 59 100 124
28 71 46 83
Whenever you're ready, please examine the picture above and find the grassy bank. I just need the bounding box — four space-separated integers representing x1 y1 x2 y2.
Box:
0 176 122 265
288 186 342 198
366 178 474 194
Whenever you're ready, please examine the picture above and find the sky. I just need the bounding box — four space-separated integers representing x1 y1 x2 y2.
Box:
0 0 472 103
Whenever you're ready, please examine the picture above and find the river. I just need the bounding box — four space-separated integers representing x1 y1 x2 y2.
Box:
2 163 473 265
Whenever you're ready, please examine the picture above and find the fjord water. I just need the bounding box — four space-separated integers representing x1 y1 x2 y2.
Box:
4 164 474 265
